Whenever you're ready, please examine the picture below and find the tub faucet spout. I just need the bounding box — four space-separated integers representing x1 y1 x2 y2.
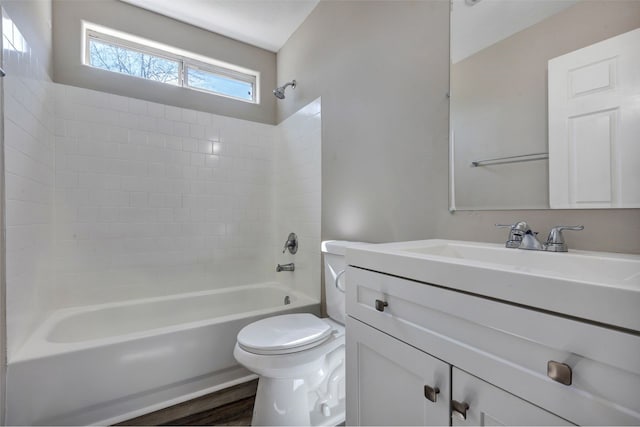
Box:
276 263 295 272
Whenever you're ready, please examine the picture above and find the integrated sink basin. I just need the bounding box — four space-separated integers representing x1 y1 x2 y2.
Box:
404 241 640 285
346 239 640 332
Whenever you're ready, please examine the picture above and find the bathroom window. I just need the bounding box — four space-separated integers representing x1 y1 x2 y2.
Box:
88 38 181 85
84 24 259 103
185 65 254 102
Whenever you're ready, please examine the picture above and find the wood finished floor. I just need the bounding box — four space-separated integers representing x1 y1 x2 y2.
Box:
115 379 257 426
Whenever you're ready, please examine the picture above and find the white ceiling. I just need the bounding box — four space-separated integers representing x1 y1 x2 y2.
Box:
451 0 579 63
120 0 320 52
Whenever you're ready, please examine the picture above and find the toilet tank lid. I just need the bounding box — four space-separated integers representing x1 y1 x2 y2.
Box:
321 240 370 255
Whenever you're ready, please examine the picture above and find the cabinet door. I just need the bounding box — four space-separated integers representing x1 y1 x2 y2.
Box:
451 368 574 426
346 317 450 426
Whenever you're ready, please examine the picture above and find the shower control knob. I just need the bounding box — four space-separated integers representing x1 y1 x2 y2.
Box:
282 232 298 254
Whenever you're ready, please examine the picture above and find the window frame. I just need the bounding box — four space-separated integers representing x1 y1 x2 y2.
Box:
84 26 259 104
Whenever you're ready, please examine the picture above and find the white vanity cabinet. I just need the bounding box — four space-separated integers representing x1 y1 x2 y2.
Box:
346 316 450 426
345 266 640 426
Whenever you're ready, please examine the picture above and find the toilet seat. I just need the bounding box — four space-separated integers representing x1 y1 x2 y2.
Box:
233 321 344 379
237 313 334 355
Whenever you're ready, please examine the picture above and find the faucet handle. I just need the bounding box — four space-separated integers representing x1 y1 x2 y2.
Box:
496 222 531 248
545 225 584 252
495 221 531 233
552 225 584 231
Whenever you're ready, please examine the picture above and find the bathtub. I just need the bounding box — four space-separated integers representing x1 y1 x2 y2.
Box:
6 283 319 426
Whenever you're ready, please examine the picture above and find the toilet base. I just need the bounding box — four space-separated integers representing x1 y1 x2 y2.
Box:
251 377 346 426
250 346 345 426
252 377 312 426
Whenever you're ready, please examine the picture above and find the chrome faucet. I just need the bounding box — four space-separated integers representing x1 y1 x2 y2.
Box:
276 263 295 272
496 222 584 252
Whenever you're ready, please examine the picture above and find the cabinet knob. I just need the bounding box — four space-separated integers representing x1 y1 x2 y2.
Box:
424 384 440 403
547 360 572 386
451 400 469 420
374 299 388 312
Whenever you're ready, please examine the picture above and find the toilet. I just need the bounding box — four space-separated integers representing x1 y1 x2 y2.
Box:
233 240 364 426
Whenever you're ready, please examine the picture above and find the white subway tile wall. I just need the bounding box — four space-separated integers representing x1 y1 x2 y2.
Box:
3 9 55 358
3 9 321 360
52 85 276 307
274 99 322 300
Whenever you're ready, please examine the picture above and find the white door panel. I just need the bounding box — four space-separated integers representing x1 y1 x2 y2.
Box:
569 109 615 203
548 28 640 208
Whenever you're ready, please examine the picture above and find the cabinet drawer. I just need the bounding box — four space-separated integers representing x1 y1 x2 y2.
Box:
346 267 640 425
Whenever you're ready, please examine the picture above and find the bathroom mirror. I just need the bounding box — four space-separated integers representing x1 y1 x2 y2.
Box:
449 0 640 211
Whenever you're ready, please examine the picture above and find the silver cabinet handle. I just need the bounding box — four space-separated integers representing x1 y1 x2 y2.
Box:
424 384 440 403
547 361 572 385
452 400 470 420
374 299 388 312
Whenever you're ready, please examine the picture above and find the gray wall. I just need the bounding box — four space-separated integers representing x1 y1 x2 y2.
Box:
278 0 450 244
278 0 640 254
52 0 277 125
452 0 640 210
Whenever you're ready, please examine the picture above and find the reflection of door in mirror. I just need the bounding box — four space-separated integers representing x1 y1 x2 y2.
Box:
450 0 640 211
548 28 640 209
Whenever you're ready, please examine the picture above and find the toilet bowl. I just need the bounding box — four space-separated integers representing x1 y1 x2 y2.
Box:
233 240 366 426
234 314 345 426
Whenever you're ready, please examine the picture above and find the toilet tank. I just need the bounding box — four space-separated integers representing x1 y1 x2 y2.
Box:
322 240 368 325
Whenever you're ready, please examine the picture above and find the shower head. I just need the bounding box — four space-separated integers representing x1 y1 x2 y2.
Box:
273 87 286 99
273 80 296 99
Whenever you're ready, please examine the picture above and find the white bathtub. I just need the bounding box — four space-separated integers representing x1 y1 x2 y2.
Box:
6 283 319 426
